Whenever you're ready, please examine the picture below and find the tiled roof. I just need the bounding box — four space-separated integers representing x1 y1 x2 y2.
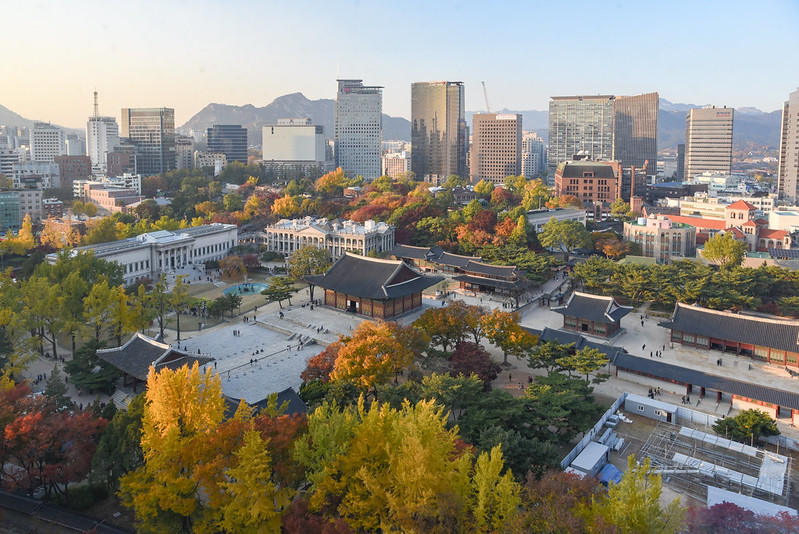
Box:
759 228 788 240
453 274 532 291
741 220 758 227
727 199 756 210
552 292 632 324
98 333 213 381
225 387 308 418
462 260 518 278
613 353 799 410
390 245 481 267
304 253 442 300
526 327 626 360
665 215 727 231
727 227 746 239
659 303 799 353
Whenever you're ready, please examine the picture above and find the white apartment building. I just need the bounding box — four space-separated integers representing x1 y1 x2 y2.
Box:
262 119 326 162
74 173 142 199
522 132 546 177
0 148 23 176
684 107 734 179
47 223 238 285
260 217 394 259
195 152 227 174
17 188 43 222
12 162 61 189
29 122 66 163
335 79 382 181
381 152 410 177
778 88 799 201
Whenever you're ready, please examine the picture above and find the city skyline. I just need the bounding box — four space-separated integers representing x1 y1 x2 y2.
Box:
4 0 798 129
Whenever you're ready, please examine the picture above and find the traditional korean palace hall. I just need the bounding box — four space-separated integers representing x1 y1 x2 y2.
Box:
304 253 442 320
552 291 632 338
660 303 799 366
391 244 532 302
98 332 214 392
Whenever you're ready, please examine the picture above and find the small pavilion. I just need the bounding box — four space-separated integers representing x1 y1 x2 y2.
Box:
97 332 214 392
552 291 632 338
304 253 442 320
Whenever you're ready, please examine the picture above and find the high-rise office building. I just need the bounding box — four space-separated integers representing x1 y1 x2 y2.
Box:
522 132 546 177
613 92 658 172
683 106 734 180
207 125 248 164
778 88 799 201
175 135 194 170
548 95 615 176
334 80 382 181
470 113 522 184
120 107 176 176
411 81 468 183
263 119 326 163
547 93 657 177
29 122 66 163
87 92 119 175
676 143 686 181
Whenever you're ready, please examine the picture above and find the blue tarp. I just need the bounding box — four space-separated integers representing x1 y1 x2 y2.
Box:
598 463 623 486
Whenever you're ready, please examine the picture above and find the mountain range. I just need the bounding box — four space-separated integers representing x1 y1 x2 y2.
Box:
1 95 784 152
180 94 782 151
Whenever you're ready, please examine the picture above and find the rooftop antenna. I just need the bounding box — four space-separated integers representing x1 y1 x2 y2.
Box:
481 81 491 113
93 89 99 118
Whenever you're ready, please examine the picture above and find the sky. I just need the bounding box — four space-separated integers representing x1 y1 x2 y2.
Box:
4 0 799 129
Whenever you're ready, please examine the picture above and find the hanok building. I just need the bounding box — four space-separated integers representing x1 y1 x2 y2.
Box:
391 244 480 274
97 332 214 393
552 291 632 338
660 303 799 367
304 253 442 319
453 262 531 305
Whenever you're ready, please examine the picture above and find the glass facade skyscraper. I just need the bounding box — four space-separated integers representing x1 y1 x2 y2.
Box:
207 124 248 164
548 95 615 177
120 108 176 176
411 81 468 183
335 79 383 181
547 92 658 197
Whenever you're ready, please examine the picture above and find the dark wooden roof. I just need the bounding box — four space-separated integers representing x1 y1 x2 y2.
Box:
613 353 799 410
98 333 213 381
305 252 442 300
390 244 480 268
462 260 519 278
524 327 626 360
453 274 532 291
552 292 632 324
659 303 799 353
224 387 307 418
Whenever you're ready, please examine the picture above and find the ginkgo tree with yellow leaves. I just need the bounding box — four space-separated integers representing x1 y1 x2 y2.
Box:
293 397 521 533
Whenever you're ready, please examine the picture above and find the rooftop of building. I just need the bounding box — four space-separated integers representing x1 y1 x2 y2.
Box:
659 302 799 354
552 291 633 324
267 217 391 235
304 252 442 301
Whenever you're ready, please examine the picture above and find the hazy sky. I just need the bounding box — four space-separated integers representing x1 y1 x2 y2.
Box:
5 0 799 129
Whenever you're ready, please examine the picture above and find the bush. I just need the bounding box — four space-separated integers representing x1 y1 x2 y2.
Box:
261 250 285 262
51 483 108 510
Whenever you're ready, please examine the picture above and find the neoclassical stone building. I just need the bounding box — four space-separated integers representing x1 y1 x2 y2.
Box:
46 223 238 285
259 217 394 259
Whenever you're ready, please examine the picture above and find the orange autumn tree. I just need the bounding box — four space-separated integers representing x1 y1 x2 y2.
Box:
330 321 428 396
479 309 537 366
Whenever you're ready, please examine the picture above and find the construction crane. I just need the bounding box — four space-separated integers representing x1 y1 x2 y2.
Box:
481 81 491 113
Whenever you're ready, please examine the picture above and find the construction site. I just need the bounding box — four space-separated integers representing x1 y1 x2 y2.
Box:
564 393 799 514
638 423 792 508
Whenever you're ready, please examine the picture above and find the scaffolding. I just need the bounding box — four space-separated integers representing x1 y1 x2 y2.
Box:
638 422 792 506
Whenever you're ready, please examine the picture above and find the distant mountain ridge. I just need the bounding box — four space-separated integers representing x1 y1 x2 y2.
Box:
180 93 412 144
